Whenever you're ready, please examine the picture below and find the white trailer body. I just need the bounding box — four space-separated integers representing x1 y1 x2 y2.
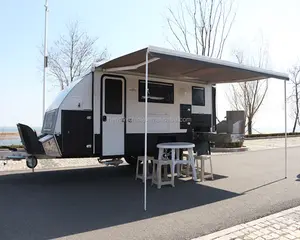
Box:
17 70 214 161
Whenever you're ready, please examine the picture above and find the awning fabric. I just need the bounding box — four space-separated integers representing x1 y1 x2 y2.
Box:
96 46 289 84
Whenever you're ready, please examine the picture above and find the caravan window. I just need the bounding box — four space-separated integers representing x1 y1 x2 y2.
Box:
138 80 174 104
42 109 58 134
192 86 205 106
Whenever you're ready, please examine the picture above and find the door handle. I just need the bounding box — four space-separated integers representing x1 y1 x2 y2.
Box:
102 115 107 122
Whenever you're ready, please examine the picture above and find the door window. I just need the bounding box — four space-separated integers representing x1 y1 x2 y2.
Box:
104 79 123 114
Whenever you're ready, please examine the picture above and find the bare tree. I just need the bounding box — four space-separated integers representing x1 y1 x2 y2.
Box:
165 0 236 58
227 46 269 135
288 65 300 133
47 21 108 90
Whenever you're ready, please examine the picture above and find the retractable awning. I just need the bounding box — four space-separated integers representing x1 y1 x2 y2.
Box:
97 46 289 83
97 46 289 212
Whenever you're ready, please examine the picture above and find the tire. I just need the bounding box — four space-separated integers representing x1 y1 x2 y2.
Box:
124 156 138 166
26 156 38 169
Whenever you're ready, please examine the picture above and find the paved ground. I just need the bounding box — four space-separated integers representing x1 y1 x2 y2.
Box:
194 206 300 240
0 143 300 240
244 137 300 152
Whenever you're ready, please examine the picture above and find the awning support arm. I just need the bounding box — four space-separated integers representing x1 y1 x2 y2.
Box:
104 57 159 72
284 80 287 179
143 49 149 211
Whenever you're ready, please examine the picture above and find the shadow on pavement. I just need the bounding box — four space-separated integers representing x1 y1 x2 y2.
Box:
0 166 239 240
241 178 287 194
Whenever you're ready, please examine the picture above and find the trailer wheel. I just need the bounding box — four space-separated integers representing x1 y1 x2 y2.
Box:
26 156 38 169
124 156 138 166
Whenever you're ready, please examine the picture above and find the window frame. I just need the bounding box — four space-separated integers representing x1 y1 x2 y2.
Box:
138 80 174 104
104 78 123 114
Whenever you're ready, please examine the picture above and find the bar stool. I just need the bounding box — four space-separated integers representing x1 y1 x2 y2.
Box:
135 156 154 181
183 153 214 181
195 155 214 181
151 158 174 189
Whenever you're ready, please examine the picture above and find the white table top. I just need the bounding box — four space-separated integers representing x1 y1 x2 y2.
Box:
156 142 195 149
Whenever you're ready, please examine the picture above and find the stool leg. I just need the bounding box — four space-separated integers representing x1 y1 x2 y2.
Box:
186 151 190 177
201 157 205 182
190 153 194 177
158 149 167 181
183 155 188 177
146 159 150 179
187 156 192 177
157 162 162 189
148 159 154 179
151 162 155 185
195 158 199 180
142 159 146 183
209 157 214 180
163 165 168 180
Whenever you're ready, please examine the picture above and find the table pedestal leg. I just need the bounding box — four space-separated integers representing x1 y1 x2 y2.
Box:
175 149 180 177
163 149 168 180
171 149 175 187
188 148 197 181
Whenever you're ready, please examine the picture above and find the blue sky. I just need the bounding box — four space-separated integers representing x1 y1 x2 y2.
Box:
1 0 300 133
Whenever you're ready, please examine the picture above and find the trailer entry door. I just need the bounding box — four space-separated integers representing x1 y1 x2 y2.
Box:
102 77 125 156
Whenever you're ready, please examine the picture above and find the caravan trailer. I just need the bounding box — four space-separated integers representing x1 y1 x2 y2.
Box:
16 46 289 169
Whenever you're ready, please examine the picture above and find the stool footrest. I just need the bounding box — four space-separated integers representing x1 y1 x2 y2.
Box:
152 159 172 164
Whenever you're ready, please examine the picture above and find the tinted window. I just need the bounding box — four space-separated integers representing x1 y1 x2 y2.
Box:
192 87 205 106
139 80 174 104
105 79 122 114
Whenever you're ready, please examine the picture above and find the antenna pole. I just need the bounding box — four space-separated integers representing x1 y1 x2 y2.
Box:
43 0 49 119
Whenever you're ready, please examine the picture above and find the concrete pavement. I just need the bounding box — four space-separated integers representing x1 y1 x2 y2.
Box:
0 146 300 239
244 137 300 152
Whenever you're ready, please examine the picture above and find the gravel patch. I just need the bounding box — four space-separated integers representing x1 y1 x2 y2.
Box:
0 157 101 172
